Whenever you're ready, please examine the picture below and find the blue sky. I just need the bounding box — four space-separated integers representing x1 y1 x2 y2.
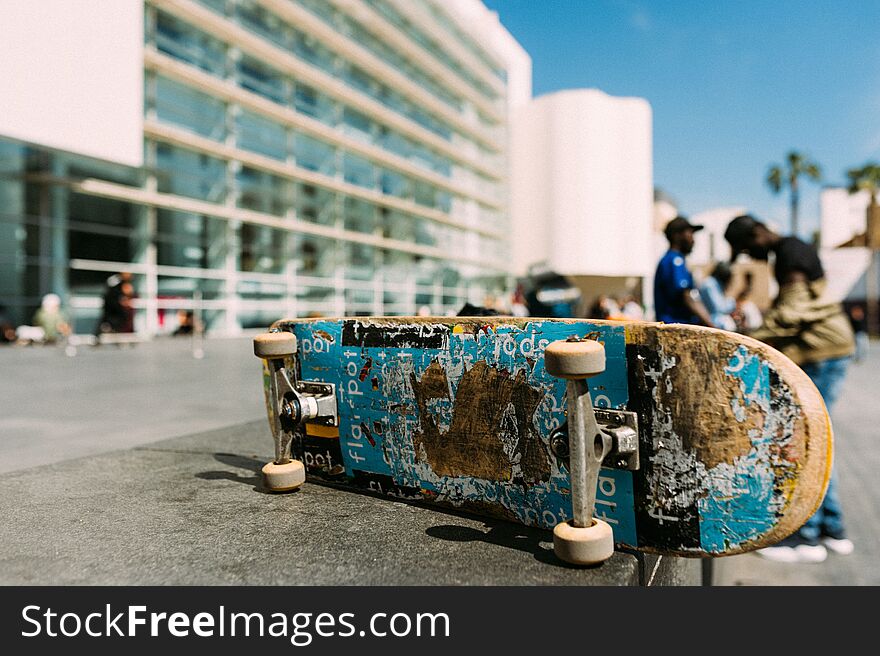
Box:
483 0 880 238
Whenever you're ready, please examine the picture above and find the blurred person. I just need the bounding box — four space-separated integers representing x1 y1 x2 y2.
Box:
726 213 855 563
457 302 500 317
510 284 529 317
32 293 71 343
654 216 713 326
416 305 432 317
482 294 502 314
588 295 611 320
0 305 16 343
848 305 868 363
698 262 737 331
731 272 763 332
603 296 623 319
619 295 645 321
119 280 136 333
97 272 136 335
734 291 763 333
172 310 195 336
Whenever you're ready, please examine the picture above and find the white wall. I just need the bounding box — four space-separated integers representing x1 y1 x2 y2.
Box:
820 187 870 248
0 0 143 166
688 206 749 268
510 89 653 277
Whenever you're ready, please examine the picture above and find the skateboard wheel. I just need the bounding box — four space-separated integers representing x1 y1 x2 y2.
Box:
262 460 305 492
552 519 614 565
254 332 297 359
544 339 605 379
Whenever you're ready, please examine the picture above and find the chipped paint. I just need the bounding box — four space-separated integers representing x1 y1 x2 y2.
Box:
627 331 805 554
697 346 801 552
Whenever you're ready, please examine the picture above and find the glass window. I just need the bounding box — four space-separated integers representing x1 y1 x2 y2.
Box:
294 84 317 117
345 287 373 311
379 128 409 159
239 309 288 330
292 31 335 74
414 257 439 287
381 250 414 303
411 142 445 175
342 64 375 96
234 0 292 50
239 223 286 273
237 55 287 105
345 243 375 281
341 107 373 143
379 169 410 199
67 193 138 263
380 208 412 242
237 278 285 299
293 234 336 278
413 180 437 208
154 11 225 78
237 167 292 217
156 210 227 269
294 83 336 125
293 134 335 176
436 190 452 213
194 0 227 16
236 110 288 161
413 218 436 247
343 152 374 189
343 197 375 234
155 76 225 140
295 0 337 26
155 143 226 203
295 183 336 226
377 85 408 116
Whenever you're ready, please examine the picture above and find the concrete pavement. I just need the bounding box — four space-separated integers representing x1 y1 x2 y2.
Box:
0 420 697 585
0 336 265 474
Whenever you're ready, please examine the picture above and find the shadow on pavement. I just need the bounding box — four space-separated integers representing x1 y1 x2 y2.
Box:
425 522 597 569
195 452 278 495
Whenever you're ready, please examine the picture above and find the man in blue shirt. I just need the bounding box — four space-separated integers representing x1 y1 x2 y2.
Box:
654 216 713 326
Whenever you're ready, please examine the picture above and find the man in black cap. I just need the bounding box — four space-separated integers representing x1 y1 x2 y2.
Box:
653 216 713 326
725 213 855 563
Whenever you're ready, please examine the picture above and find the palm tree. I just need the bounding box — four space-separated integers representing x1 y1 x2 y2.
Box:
847 162 880 335
766 151 822 237
846 162 880 212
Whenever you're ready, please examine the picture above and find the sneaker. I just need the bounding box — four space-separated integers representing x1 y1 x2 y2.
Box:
757 538 827 563
821 536 854 556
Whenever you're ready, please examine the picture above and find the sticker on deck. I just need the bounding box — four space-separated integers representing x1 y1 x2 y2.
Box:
295 320 637 546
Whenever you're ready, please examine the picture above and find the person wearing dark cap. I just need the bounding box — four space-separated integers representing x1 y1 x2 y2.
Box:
725 213 855 563
653 216 714 326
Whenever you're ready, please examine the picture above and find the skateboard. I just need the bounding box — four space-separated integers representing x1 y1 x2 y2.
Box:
253 316 832 563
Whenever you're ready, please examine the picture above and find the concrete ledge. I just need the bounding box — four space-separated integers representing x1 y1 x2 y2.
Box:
0 421 698 585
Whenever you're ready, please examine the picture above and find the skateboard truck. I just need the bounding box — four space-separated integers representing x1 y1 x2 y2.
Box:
545 337 616 566
254 331 338 492
549 409 639 472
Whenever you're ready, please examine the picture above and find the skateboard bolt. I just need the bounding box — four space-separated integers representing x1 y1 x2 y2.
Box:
279 397 302 432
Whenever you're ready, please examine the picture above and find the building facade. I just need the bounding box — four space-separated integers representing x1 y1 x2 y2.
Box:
820 186 872 248
0 0 530 334
509 88 653 309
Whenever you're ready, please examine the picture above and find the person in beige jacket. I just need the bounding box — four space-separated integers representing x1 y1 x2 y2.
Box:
725 214 855 563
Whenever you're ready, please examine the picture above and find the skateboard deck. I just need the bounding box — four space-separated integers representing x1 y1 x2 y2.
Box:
257 316 832 557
